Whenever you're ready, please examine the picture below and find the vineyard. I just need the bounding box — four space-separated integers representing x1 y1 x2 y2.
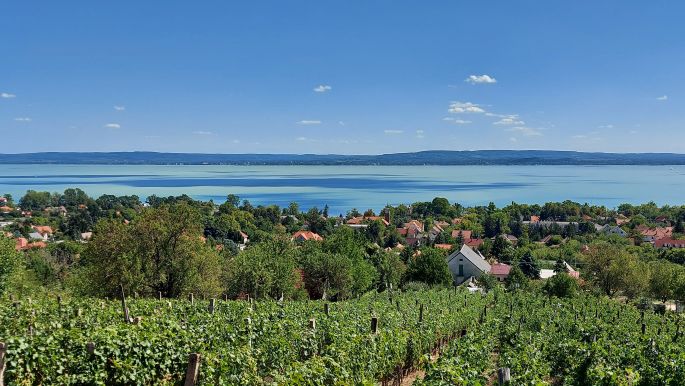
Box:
0 289 684 385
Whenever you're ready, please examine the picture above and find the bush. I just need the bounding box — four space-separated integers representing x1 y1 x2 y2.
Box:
543 273 579 298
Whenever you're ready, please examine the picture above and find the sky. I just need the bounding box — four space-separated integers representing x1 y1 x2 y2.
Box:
1 1 684 154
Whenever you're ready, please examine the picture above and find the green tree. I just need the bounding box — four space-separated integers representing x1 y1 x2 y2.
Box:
586 243 642 298
406 248 452 286
505 266 529 291
81 203 223 298
543 273 579 298
519 251 541 279
0 236 21 294
648 260 683 302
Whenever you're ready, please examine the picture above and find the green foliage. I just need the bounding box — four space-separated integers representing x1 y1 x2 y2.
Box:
543 273 580 298
406 248 452 286
0 235 21 294
80 203 223 298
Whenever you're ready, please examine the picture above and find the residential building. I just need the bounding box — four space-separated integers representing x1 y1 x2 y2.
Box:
446 244 491 285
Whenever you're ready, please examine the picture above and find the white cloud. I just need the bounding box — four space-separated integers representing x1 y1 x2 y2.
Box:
14 117 31 122
629 130 638 134
448 101 485 114
114 105 126 111
232 139 241 144
657 95 668 101
572 134 588 139
313 85 332 93
509 137 517 142
493 115 524 125
598 124 614 129
338 121 345 126
443 117 472 124
506 126 543 136
384 129 403 134
192 130 213 135
416 129 425 139
1 92 16 98
104 123 121 129
465 74 497 84
297 120 321 125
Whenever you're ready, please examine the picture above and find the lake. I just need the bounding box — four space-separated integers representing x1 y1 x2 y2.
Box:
1 164 684 214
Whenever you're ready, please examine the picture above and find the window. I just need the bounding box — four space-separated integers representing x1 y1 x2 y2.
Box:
458 264 464 276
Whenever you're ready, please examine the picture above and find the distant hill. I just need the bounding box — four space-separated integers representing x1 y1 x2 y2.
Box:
2 150 685 165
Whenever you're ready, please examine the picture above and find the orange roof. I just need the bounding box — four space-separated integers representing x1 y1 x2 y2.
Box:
530 215 540 223
434 243 453 251
292 230 323 241
15 237 28 251
0 206 13 212
31 225 53 235
465 238 484 248
451 229 472 240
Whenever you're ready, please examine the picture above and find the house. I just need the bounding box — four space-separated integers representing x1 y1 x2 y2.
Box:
540 262 580 279
601 225 627 237
655 215 670 223
399 220 426 247
530 215 540 223
29 231 48 241
292 230 323 242
490 263 512 282
31 225 53 236
451 229 472 241
637 225 673 242
465 238 484 249
655 238 685 249
434 243 453 251
0 206 12 214
15 237 28 251
502 234 518 245
80 232 93 241
581 214 593 221
0 197 6 203
446 244 491 285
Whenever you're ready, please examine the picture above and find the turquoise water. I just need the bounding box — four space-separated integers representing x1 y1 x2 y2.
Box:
1 164 684 214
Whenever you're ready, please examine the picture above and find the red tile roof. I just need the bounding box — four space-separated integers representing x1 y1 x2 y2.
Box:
434 243 453 251
655 238 685 248
530 215 540 223
292 230 323 241
490 263 512 276
451 230 472 240
466 238 484 248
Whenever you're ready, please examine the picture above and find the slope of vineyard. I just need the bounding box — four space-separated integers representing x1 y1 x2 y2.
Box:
1 290 683 385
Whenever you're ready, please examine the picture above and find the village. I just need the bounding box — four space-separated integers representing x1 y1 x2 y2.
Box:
2 190 685 306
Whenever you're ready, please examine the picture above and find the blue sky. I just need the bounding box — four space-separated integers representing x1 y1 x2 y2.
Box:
1 1 683 154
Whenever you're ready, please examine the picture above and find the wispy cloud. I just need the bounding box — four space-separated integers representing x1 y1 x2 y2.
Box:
338 121 345 126
114 105 126 111
104 123 121 129
384 129 403 134
493 115 524 125
192 130 213 135
313 85 332 93
465 74 497 84
506 126 543 136
657 95 668 101
297 120 321 125
443 117 472 124
416 129 425 139
14 117 31 122
1 92 16 99
232 139 241 144
448 101 485 114
509 137 517 142
572 134 588 139
598 124 614 129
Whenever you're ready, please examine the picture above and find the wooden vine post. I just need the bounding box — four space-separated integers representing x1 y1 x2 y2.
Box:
184 353 201 386
0 341 6 386
188 293 194 305
119 284 129 323
208 298 216 314
419 304 424 323
324 303 330 316
86 342 96 355
497 367 511 384
371 316 379 334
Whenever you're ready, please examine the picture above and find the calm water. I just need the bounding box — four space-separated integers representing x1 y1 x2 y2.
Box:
1 164 684 214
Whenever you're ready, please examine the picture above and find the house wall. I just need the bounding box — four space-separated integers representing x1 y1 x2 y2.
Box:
447 252 485 285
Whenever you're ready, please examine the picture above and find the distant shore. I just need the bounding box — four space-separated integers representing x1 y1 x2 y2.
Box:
3 150 685 165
